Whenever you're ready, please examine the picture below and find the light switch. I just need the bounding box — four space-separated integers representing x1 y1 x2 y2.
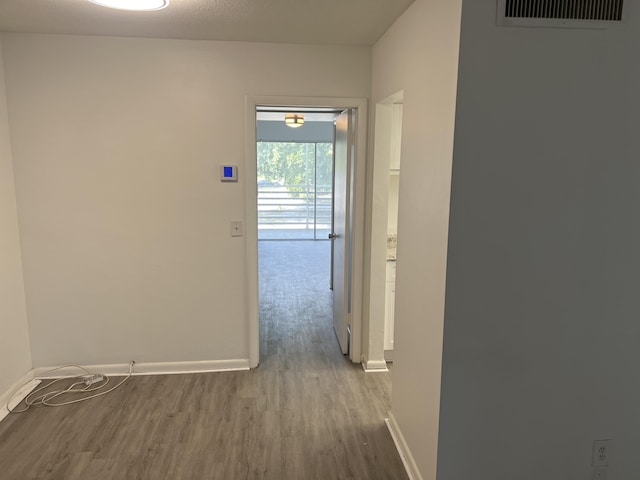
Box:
231 221 243 237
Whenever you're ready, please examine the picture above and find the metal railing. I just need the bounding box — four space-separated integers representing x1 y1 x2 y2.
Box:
258 184 332 239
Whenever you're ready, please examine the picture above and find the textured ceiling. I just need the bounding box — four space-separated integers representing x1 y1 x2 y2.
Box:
0 0 415 46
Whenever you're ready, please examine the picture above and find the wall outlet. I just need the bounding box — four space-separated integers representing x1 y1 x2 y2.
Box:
592 439 613 467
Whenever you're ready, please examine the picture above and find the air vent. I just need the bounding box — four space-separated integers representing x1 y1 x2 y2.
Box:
497 0 625 28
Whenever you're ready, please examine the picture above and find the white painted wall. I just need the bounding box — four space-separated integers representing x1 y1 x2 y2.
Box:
256 120 334 143
437 2 640 479
0 38 32 395
1 33 370 368
371 0 462 477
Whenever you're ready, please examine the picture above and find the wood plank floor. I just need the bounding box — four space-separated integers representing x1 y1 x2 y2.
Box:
0 240 407 479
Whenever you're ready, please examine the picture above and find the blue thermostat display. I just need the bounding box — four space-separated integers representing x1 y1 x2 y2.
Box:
220 165 238 182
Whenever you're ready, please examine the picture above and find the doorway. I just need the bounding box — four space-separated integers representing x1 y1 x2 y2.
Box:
256 117 334 241
245 96 367 368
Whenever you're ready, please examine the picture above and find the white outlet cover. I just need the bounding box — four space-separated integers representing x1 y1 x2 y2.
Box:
592 439 613 467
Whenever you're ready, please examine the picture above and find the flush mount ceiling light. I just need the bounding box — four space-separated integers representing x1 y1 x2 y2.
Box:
284 113 305 128
88 0 169 11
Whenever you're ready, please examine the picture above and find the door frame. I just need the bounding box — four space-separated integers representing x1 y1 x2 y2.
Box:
245 95 368 367
363 90 404 371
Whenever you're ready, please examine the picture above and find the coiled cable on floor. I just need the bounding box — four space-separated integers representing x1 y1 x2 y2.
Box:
6 361 135 413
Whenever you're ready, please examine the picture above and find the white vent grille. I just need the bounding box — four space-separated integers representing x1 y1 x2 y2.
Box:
497 0 625 28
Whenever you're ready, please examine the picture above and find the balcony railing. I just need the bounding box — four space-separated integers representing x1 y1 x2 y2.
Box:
258 184 332 240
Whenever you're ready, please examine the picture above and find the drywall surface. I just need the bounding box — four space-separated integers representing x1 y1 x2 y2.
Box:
372 0 462 477
0 38 32 395
438 1 640 479
256 120 334 143
1 33 370 367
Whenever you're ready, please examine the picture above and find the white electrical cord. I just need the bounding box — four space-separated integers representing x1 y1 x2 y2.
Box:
6 361 135 413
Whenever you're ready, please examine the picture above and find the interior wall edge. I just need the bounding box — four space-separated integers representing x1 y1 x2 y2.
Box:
0 368 35 424
0 33 34 399
385 413 424 480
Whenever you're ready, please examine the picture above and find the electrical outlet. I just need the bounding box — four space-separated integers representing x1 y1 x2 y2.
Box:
592 439 612 467
592 468 607 480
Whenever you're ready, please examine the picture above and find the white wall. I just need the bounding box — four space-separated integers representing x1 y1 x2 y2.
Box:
437 1 640 479
0 37 32 395
256 120 334 143
1 33 370 368
371 0 462 477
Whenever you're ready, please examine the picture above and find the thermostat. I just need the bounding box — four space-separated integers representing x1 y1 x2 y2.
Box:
220 165 238 182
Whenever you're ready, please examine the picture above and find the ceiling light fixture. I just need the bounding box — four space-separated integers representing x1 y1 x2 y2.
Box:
285 113 304 128
88 0 169 11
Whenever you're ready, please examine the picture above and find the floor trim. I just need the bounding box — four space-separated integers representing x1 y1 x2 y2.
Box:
362 359 389 372
33 359 251 378
386 413 424 480
0 370 36 423
0 359 250 424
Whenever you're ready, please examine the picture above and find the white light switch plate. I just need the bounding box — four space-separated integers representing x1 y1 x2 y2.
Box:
231 221 243 237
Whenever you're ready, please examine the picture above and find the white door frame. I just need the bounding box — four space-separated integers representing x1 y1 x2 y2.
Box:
363 90 404 371
245 95 368 367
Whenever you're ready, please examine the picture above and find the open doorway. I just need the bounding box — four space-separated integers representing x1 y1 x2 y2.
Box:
245 97 367 368
256 111 335 241
255 107 336 365
256 106 348 362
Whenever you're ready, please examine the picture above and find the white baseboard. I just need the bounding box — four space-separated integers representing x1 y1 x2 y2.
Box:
386 413 424 480
0 359 249 425
33 358 251 378
0 370 36 423
361 358 389 372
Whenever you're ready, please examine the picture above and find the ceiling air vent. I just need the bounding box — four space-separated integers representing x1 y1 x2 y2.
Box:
497 0 625 28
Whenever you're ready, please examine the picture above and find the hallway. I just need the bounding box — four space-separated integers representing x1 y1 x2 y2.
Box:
258 239 405 478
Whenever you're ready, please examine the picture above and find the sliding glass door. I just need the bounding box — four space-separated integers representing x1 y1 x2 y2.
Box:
257 142 333 240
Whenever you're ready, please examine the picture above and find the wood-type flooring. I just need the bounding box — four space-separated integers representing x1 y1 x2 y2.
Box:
0 240 407 479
